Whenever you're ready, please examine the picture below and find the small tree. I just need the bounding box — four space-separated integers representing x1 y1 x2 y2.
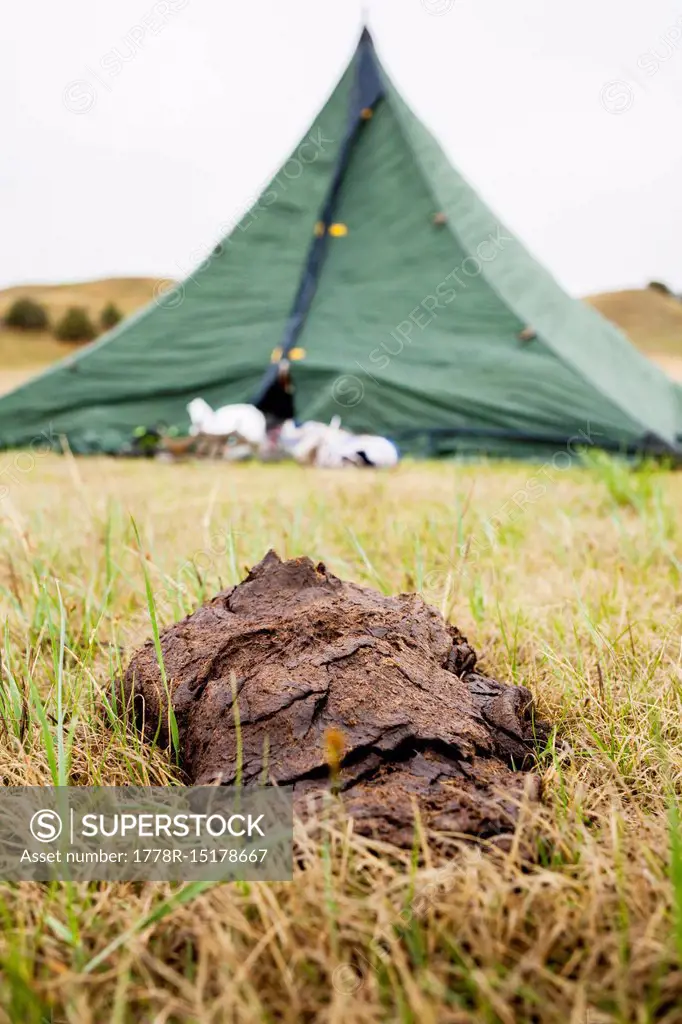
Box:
100 301 123 331
648 280 672 296
4 297 49 331
54 306 97 343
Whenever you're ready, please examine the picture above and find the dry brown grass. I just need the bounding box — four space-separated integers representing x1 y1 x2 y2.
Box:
0 456 681 1022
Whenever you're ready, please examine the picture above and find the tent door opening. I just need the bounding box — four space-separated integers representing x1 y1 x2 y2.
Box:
256 361 296 428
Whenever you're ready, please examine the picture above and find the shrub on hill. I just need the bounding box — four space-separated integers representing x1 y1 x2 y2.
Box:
54 306 97 343
4 297 50 331
100 302 123 331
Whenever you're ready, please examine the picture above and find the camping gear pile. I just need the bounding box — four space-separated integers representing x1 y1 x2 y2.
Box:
154 399 400 468
124 550 547 847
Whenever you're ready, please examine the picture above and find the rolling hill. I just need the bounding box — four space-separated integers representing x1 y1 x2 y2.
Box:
587 288 682 353
586 287 682 383
0 277 170 393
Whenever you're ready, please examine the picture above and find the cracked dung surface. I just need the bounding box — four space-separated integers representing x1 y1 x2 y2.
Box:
124 550 547 846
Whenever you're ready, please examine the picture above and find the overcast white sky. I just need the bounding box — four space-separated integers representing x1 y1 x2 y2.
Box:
3 0 682 296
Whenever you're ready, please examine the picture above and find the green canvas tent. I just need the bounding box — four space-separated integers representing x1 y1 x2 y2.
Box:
2 28 681 459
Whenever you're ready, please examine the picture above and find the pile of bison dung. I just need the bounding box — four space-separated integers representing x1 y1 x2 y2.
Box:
124 551 547 847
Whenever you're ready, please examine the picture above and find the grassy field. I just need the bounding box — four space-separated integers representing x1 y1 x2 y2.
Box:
0 455 681 1022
